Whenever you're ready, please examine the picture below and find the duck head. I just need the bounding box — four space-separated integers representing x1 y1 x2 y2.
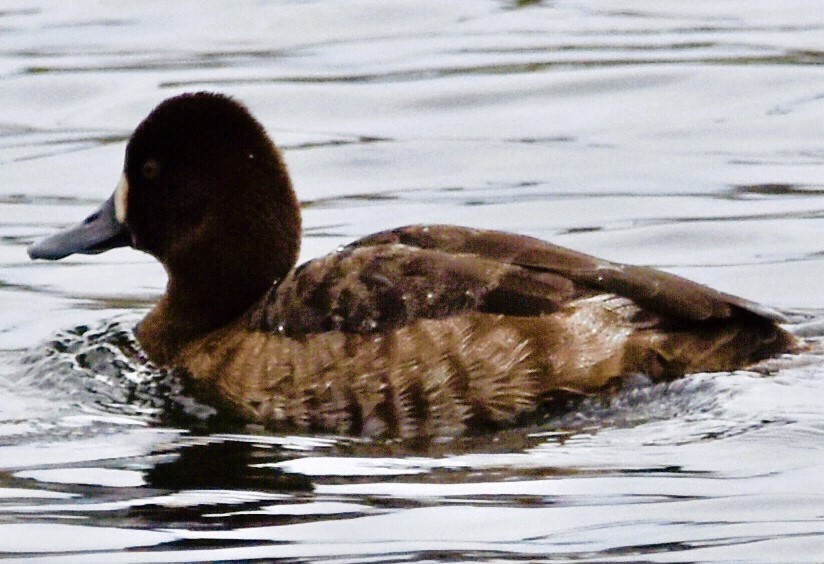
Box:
29 92 302 363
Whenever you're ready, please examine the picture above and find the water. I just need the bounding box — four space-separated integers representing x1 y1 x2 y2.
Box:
2 1 824 561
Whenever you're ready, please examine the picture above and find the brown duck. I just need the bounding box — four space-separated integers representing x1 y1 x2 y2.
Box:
29 92 800 438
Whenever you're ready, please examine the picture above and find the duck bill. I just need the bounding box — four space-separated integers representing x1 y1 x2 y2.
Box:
28 180 131 261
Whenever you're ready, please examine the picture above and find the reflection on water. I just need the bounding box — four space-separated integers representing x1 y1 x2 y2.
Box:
2 1 824 561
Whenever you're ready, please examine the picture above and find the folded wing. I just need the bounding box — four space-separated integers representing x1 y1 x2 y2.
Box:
251 224 785 337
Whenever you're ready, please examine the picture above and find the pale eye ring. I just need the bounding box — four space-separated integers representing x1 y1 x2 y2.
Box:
142 158 160 180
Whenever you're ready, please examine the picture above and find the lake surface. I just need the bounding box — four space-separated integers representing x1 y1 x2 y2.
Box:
2 1 824 561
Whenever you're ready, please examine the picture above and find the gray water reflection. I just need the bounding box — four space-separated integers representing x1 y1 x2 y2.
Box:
2 1 824 561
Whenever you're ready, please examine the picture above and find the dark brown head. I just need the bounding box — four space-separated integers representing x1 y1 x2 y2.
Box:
122 93 300 269
29 92 301 298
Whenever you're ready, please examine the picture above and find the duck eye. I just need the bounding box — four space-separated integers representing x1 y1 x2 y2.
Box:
142 158 160 180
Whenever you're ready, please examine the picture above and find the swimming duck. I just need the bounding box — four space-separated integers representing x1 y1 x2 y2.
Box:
29 92 799 438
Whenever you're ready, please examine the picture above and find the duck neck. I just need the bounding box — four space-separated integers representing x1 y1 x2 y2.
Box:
137 211 301 367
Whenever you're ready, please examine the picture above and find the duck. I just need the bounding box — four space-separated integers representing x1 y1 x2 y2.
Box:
28 92 800 438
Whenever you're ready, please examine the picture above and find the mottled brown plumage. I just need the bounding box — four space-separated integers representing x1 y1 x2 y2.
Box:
28 92 801 439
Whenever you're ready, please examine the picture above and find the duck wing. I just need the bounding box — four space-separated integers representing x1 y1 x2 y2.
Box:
250 224 784 337
354 225 787 322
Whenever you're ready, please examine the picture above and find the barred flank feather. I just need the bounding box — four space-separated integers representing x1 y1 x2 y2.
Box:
461 324 537 426
183 304 797 440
